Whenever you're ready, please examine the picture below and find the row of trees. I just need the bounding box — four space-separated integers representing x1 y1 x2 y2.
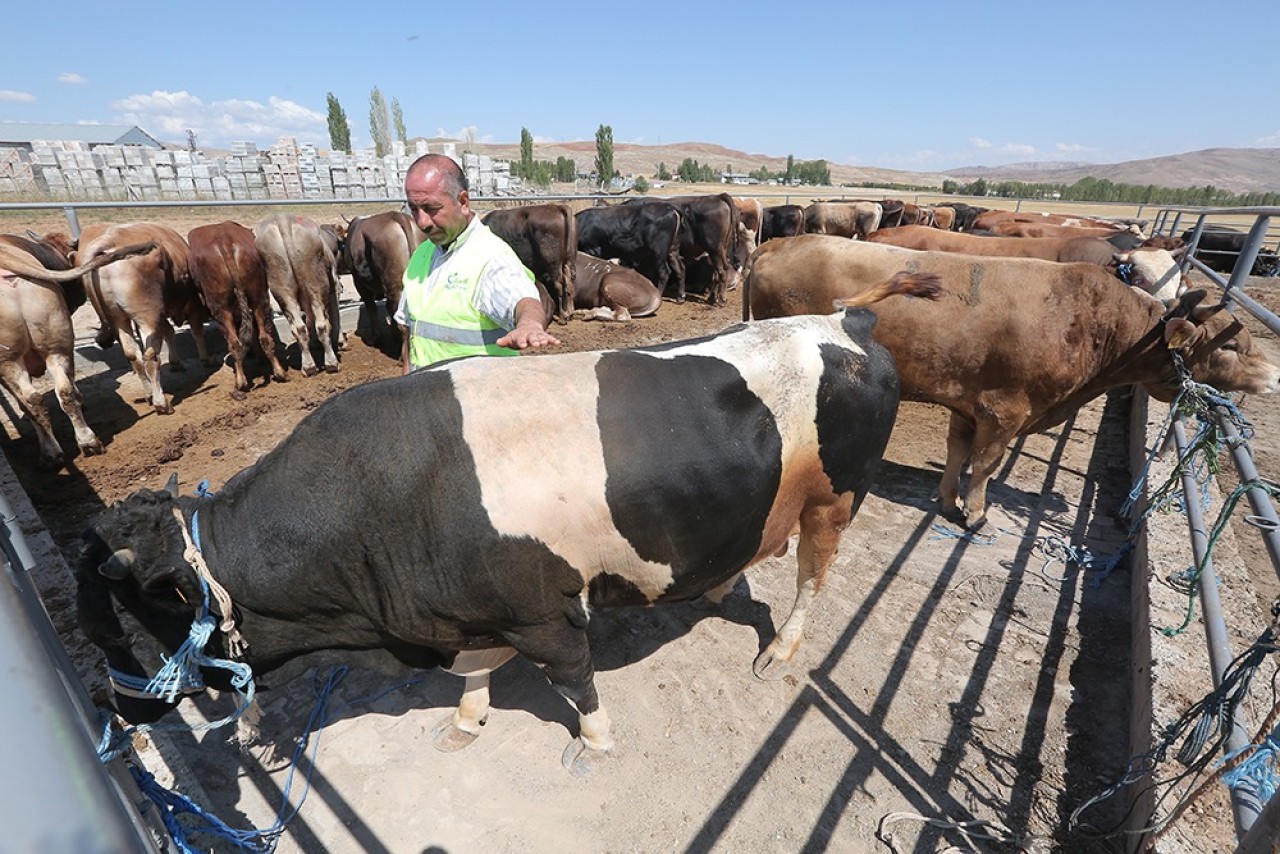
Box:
326 97 1273 203
941 176 1280 207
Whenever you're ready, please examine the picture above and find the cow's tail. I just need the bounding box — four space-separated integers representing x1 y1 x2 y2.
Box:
834 272 943 310
223 242 254 354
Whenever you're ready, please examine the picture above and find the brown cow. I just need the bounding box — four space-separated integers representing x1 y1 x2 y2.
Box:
803 202 882 240
744 236 1280 528
867 226 1186 300
78 223 212 415
929 206 956 231
570 252 661 322
253 214 343 376
343 211 423 349
187 222 288 397
989 220 1136 240
732 197 764 248
971 210 1127 232
482 203 577 324
0 240 156 466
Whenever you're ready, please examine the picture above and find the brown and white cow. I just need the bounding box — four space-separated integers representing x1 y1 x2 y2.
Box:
571 252 662 322
187 222 288 397
0 240 156 466
342 211 423 349
253 214 343 376
78 223 212 415
482 203 577 324
733 197 764 248
867 225 1186 300
803 202 883 241
744 236 1280 529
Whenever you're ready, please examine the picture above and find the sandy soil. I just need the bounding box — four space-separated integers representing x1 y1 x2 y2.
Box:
4 208 1277 852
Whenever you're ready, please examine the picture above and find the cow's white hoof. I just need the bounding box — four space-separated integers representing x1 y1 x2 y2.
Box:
561 738 610 777
430 715 481 752
752 646 795 681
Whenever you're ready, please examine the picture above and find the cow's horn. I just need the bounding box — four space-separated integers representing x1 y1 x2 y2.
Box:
99 548 136 579
164 472 179 498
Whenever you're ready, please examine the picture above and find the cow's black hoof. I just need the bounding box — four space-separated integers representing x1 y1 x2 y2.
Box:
230 389 248 402
302 366 319 377
324 364 340 374
80 440 105 457
430 715 481 752
561 738 610 777
965 513 989 532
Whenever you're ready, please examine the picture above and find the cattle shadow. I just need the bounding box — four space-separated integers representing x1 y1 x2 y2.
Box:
677 395 1136 852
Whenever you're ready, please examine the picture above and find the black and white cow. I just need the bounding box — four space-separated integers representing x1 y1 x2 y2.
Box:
76 272 939 773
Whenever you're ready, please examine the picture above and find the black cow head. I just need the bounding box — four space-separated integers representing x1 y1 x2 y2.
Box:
76 483 236 723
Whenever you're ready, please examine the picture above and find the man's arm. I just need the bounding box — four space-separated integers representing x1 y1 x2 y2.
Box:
496 297 562 351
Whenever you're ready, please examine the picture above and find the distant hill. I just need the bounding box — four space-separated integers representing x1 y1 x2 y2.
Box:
943 147 1280 195
427 137 1280 195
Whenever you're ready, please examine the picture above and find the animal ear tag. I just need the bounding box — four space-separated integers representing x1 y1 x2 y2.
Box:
1164 318 1197 350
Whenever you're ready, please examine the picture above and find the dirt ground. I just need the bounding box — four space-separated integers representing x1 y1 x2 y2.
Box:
4 206 1279 852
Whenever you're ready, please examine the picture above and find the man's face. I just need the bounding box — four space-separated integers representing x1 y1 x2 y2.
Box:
406 167 471 246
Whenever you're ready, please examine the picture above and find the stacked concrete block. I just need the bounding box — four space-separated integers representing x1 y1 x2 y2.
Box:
0 148 37 194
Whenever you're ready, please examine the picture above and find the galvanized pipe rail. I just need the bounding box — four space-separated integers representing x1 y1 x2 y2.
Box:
1149 207 1280 847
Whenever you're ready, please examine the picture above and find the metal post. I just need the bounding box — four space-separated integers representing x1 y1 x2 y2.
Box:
1172 417 1259 837
1217 408 1280 582
62 205 81 242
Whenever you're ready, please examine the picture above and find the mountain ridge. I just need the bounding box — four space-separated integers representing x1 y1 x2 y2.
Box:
432 138 1280 195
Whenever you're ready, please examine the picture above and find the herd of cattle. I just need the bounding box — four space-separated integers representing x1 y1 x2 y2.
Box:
5 190 1280 771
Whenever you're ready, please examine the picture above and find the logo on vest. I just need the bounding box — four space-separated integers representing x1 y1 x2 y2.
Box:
445 271 468 290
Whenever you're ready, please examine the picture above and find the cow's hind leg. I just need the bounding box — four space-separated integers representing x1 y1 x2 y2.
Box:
753 497 854 679
45 352 102 456
0 359 63 467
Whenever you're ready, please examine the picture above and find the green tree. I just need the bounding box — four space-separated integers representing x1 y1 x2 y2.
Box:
391 97 407 146
968 178 988 197
785 154 795 185
325 92 351 153
656 162 671 181
520 128 534 179
633 175 650 193
594 124 614 190
555 156 576 183
368 87 391 157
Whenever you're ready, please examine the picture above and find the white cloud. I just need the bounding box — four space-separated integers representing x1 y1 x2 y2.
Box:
57 73 87 85
109 89 329 149
1054 142 1094 155
1255 131 1280 147
433 125 493 144
999 142 1037 158
0 90 36 103
532 134 558 144
970 137 992 150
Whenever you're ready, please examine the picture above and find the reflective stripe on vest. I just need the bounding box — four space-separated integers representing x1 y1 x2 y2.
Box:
407 319 507 347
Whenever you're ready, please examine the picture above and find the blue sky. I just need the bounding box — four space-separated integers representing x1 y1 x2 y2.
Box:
3 1 1276 172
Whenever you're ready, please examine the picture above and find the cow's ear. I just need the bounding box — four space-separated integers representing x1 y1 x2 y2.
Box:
1163 289 1208 320
163 472 179 498
1165 317 1204 351
141 566 202 610
1113 252 1132 265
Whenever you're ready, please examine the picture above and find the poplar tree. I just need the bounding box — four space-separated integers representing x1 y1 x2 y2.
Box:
392 97 407 146
326 92 351 153
368 87 391 157
594 124 614 190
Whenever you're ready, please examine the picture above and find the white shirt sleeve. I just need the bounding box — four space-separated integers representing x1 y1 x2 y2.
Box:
392 290 409 326
473 251 541 330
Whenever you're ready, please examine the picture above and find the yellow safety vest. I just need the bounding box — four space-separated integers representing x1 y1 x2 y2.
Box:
402 226 530 368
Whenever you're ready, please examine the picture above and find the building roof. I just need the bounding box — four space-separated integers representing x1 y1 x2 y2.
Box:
0 122 165 148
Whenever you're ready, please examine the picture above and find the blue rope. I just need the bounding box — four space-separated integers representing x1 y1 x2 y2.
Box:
112 667 424 853
195 479 216 498
1221 736 1280 806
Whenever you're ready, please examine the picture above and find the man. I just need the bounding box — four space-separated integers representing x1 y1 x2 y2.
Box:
394 154 560 372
